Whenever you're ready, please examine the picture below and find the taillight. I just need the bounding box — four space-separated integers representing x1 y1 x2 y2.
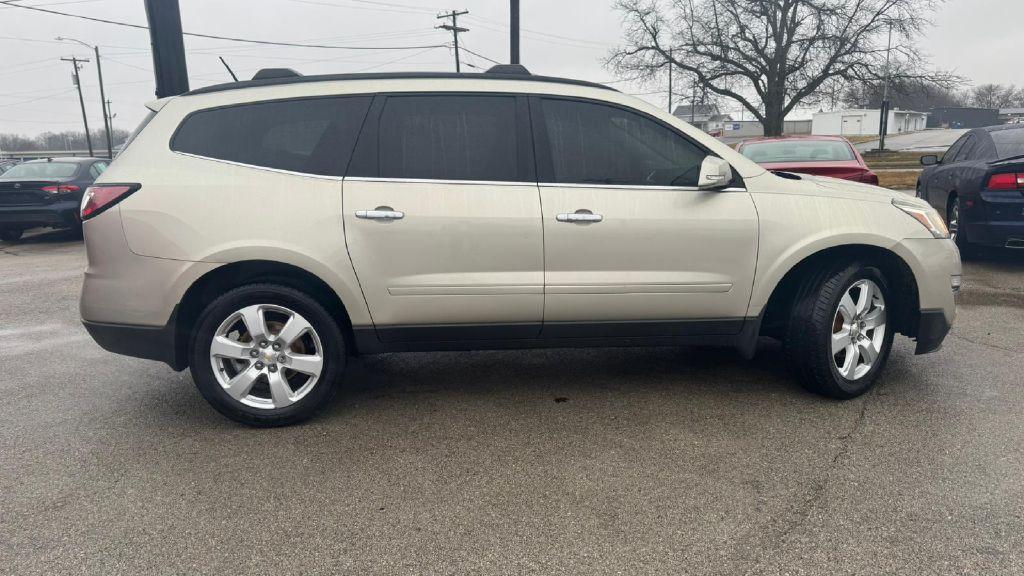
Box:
80 184 140 221
986 172 1024 190
41 184 81 194
862 172 879 186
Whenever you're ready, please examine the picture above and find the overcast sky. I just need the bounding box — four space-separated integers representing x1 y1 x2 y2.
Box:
0 0 1020 138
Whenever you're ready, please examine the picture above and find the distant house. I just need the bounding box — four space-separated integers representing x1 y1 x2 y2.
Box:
672 104 734 134
927 107 999 129
812 109 928 136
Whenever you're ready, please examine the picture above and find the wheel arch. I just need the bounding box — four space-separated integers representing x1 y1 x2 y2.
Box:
758 244 921 340
172 260 362 369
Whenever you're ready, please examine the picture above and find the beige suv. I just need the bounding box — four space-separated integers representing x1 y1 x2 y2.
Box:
80 66 960 426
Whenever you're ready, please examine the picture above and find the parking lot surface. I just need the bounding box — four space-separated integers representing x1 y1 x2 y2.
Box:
854 128 970 152
2 230 1023 575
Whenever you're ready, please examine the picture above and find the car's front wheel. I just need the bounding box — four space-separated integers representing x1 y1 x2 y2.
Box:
190 284 345 426
947 195 973 255
785 263 895 399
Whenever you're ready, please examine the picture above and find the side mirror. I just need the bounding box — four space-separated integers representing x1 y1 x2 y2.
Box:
698 156 734 190
920 154 939 166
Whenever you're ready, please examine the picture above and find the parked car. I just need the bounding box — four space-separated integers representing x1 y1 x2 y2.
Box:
80 66 960 426
917 124 1024 251
0 157 110 241
0 158 20 175
736 135 879 185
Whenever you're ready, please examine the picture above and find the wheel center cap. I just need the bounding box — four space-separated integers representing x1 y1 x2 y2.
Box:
261 349 277 364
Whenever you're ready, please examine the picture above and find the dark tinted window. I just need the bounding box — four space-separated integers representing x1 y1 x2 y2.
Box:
992 127 1024 159
541 98 706 186
171 96 372 176
952 134 977 163
378 95 518 181
942 134 968 163
89 162 108 179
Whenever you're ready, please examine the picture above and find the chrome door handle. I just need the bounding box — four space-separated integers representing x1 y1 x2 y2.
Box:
355 208 404 220
556 212 603 223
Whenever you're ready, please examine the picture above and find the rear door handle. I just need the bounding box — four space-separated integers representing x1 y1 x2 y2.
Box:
556 211 603 223
355 208 404 220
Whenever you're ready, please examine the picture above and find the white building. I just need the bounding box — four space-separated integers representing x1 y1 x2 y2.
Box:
812 109 928 136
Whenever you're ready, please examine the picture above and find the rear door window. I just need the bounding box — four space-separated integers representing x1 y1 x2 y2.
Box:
89 162 108 179
377 95 519 182
171 96 372 176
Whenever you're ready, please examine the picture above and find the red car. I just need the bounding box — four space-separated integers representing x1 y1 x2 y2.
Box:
736 135 879 185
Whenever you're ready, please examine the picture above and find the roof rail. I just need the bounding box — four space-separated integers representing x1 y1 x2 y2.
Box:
186 70 616 97
485 64 530 76
252 68 303 81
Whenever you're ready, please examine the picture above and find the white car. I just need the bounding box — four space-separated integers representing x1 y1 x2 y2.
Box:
79 65 960 426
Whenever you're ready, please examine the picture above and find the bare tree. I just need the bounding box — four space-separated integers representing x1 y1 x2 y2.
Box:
609 0 957 135
969 84 1024 110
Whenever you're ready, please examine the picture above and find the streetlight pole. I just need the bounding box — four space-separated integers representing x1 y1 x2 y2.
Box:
58 37 112 158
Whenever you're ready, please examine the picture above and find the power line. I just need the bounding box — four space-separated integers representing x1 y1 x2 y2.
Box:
0 1 448 50
459 45 500 66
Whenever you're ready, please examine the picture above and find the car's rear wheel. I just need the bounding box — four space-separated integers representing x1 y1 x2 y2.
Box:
785 262 894 399
190 283 345 426
0 228 23 242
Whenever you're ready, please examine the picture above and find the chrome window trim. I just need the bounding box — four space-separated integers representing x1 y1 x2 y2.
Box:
171 151 345 181
344 176 538 187
166 157 748 192
540 182 747 192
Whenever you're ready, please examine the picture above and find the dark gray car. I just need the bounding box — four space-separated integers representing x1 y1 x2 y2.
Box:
917 125 1024 251
0 157 109 241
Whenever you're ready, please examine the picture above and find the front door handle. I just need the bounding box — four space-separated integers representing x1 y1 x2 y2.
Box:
556 211 603 223
356 207 404 220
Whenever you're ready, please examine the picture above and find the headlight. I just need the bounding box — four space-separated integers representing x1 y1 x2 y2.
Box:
892 198 949 239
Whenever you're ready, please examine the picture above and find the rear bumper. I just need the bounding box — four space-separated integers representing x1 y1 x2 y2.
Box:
964 221 1024 248
0 200 80 229
914 308 951 355
82 308 185 370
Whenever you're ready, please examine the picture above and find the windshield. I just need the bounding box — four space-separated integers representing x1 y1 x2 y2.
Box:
1 162 79 179
740 140 856 163
991 128 1024 160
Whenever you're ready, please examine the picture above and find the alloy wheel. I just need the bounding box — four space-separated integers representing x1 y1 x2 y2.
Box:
831 279 887 381
209 304 324 409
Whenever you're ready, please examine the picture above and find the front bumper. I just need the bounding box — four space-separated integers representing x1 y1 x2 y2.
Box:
0 200 80 229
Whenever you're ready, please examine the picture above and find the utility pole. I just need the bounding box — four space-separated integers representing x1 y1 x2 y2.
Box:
57 38 112 158
437 9 469 72
878 21 893 151
62 56 93 156
94 47 112 158
144 0 189 97
510 0 520 64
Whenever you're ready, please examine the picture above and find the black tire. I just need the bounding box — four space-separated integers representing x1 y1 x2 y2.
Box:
0 228 23 242
190 283 345 427
785 262 895 399
948 195 973 257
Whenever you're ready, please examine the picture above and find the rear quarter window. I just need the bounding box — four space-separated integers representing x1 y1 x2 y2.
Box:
171 96 372 176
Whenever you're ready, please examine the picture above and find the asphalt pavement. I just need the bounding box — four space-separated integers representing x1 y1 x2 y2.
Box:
2 229 1023 575
855 129 970 152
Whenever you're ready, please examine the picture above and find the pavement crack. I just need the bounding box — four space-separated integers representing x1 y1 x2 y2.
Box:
742 387 876 575
948 332 1016 354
